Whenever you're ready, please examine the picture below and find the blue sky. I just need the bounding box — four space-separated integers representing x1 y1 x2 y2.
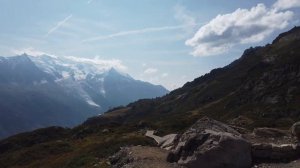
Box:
0 0 300 90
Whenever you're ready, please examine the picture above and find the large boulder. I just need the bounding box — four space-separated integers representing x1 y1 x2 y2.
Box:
167 117 252 168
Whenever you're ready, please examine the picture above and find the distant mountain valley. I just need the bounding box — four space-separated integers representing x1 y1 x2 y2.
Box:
0 54 168 138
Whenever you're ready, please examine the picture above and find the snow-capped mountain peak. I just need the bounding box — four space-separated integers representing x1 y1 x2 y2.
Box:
29 54 130 82
0 53 169 138
1 53 168 112
24 54 168 112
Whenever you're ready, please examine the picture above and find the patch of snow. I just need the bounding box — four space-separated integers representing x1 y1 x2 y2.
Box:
25 54 138 108
99 78 106 96
61 71 70 79
79 88 101 107
29 55 131 83
86 100 100 107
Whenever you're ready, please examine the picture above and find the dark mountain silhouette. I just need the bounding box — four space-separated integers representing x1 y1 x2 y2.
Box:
85 26 300 131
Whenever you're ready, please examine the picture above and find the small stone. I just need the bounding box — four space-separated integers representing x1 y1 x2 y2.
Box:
102 129 109 133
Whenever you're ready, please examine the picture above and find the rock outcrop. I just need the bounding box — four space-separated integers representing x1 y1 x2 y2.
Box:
250 122 300 163
167 117 252 168
252 143 299 162
109 118 300 168
145 130 178 150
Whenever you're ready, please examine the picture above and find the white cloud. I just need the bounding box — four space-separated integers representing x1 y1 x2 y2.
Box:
46 17 114 39
173 4 206 38
174 4 197 30
12 47 127 71
82 25 187 42
273 0 300 10
12 47 57 58
144 68 158 74
81 5 202 43
64 56 128 71
46 14 73 37
186 3 294 57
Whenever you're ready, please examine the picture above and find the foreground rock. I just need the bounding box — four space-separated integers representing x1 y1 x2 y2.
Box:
109 118 300 168
291 121 300 141
109 146 182 168
252 143 299 162
248 124 300 163
253 159 300 168
167 117 252 168
253 128 289 138
145 130 178 150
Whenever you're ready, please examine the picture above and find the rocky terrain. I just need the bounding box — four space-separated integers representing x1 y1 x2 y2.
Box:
111 117 299 168
0 27 299 168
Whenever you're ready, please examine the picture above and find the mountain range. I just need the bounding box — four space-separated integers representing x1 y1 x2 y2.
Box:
0 27 299 168
0 54 168 138
85 26 300 131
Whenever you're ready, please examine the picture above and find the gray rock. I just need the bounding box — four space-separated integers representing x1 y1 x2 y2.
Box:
145 130 178 150
253 128 288 138
252 143 299 162
167 117 252 168
102 128 110 133
291 122 300 141
251 143 273 159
